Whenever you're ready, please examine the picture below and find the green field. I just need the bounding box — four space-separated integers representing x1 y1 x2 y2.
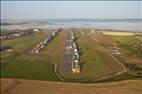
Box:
108 35 142 78
1 60 57 81
1 29 66 81
1 30 52 65
110 35 142 57
1 28 141 82
109 35 142 65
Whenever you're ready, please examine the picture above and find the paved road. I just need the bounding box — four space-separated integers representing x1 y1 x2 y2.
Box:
63 30 73 72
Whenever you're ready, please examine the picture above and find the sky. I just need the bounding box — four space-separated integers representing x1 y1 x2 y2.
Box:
1 1 142 20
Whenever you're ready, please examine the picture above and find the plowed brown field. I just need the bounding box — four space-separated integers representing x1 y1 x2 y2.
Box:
1 78 141 94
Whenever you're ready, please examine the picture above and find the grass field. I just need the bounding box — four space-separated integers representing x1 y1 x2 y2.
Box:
1 29 53 64
1 29 66 81
108 35 142 66
107 35 142 78
1 29 53 53
109 35 142 58
1 61 57 81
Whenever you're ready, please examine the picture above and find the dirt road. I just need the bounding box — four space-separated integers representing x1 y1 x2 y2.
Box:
1 78 142 94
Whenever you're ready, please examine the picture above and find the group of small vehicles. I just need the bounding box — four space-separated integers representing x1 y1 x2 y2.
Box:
71 31 80 74
33 30 59 53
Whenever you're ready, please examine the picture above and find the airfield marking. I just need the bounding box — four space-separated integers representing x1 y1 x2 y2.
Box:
81 31 84 36
54 64 64 81
88 33 98 42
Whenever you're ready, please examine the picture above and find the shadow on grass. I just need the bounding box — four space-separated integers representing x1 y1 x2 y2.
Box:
79 61 85 72
79 48 83 57
73 38 78 42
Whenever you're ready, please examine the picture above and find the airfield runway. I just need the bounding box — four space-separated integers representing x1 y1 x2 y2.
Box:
63 30 73 72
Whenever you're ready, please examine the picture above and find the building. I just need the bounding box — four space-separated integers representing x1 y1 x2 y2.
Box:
33 29 40 32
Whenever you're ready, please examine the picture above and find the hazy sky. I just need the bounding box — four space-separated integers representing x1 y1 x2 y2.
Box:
1 1 142 19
